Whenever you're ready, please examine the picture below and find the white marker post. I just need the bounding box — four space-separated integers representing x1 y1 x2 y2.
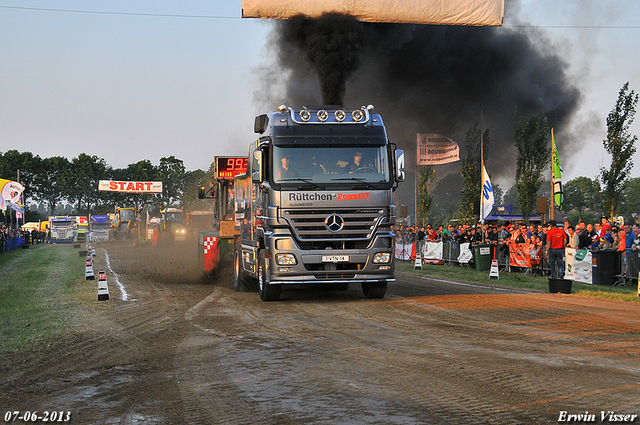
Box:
97 270 110 301
85 258 94 280
489 259 499 279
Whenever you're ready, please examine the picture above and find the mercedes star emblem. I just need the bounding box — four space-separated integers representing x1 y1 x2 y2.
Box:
325 214 344 232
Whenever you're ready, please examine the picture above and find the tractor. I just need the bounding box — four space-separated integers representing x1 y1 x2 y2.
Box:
111 207 139 240
151 207 188 245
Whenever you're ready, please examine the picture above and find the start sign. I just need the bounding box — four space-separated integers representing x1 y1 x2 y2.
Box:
98 180 163 194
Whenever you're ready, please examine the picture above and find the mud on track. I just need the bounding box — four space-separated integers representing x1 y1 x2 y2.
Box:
0 241 216 424
2 241 640 424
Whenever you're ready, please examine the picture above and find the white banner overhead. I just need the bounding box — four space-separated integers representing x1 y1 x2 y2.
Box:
416 134 460 166
98 180 163 194
242 0 505 26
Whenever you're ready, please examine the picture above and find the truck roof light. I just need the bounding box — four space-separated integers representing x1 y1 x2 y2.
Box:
300 109 311 122
287 105 373 124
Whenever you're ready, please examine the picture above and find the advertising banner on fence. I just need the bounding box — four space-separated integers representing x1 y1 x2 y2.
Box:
98 180 163 194
423 242 444 264
565 248 592 284
458 243 473 264
395 243 412 261
417 134 460 166
508 242 531 268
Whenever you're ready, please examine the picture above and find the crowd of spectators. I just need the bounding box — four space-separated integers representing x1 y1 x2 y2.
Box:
0 222 49 254
393 216 640 278
394 217 639 250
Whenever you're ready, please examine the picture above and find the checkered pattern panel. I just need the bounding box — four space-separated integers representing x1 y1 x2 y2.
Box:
203 237 217 254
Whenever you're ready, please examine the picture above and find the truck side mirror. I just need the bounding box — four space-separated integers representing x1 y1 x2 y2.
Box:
395 149 405 182
254 114 268 134
252 150 263 183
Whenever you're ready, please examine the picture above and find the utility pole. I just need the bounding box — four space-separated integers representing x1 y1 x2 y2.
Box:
16 169 20 231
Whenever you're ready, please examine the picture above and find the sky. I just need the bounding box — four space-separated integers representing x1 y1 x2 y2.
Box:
1 0 639 190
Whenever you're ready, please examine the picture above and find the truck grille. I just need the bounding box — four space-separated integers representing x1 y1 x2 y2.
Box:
283 208 384 241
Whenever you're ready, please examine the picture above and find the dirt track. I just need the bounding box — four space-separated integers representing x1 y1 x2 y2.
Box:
2 241 640 424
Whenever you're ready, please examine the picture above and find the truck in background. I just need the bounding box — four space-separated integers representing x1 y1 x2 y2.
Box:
233 105 404 301
89 214 111 242
73 216 89 242
48 216 77 243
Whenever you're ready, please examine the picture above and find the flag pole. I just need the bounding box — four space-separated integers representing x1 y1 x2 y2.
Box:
480 114 485 243
550 128 555 221
415 156 418 227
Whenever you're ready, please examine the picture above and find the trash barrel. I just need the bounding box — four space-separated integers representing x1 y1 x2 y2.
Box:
591 250 617 285
472 244 493 271
548 278 572 294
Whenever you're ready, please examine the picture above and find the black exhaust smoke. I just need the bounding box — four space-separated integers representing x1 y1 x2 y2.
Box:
270 12 581 181
277 13 366 106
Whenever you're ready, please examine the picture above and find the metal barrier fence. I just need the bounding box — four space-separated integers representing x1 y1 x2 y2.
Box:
402 240 639 286
615 249 639 286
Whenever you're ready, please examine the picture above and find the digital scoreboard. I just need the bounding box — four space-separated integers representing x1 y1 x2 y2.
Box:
214 156 248 179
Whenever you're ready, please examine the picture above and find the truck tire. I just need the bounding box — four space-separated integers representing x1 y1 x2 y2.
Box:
233 249 254 292
361 282 387 299
258 250 281 301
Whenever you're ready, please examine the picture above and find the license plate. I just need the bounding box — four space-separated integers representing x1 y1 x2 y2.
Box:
322 255 349 263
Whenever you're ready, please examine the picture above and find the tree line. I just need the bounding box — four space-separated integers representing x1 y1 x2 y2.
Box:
0 152 209 222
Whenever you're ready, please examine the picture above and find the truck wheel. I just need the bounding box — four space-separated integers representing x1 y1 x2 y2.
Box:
233 250 253 292
361 282 387 299
258 250 281 301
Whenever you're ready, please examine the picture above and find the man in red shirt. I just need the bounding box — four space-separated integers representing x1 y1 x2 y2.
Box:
600 216 613 237
546 220 567 279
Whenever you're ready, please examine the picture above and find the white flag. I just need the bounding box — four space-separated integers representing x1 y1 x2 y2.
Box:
481 165 494 221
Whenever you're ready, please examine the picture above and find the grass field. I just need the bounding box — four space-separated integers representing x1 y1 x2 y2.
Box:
0 244 89 356
397 260 640 302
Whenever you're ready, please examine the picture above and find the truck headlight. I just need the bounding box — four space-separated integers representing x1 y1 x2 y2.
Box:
275 253 297 265
373 253 391 264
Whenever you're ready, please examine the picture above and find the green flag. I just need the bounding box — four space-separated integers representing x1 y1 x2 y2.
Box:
551 129 563 210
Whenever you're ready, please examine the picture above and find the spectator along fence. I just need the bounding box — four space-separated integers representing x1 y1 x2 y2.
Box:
395 240 637 286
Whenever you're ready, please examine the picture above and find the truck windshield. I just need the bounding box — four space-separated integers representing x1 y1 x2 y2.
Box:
272 146 390 185
164 213 183 224
120 209 134 221
51 221 71 229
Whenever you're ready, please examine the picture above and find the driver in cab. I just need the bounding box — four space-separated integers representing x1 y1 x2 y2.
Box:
277 154 298 179
346 151 371 173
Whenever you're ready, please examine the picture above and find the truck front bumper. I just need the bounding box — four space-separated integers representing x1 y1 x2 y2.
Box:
266 238 395 285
